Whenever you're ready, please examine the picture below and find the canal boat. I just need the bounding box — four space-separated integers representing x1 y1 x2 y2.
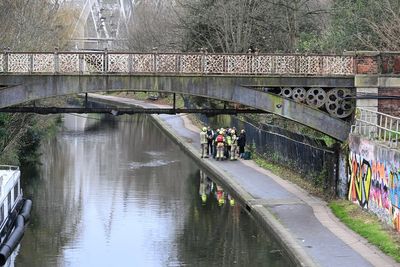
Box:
0 165 32 266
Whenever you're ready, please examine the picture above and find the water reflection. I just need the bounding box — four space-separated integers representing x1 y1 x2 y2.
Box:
17 114 293 267
177 170 292 266
199 171 235 207
178 170 292 266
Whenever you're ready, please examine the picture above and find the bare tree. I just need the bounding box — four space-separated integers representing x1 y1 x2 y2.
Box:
173 0 328 53
175 0 260 53
126 1 183 52
0 0 78 51
360 0 400 50
254 0 329 52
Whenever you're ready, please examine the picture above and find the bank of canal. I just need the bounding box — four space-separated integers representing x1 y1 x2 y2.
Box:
16 113 293 266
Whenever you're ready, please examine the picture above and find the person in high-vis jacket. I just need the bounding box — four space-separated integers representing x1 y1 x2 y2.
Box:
215 131 225 160
200 127 208 158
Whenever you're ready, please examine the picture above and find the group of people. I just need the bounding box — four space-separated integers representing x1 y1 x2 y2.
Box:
200 126 246 161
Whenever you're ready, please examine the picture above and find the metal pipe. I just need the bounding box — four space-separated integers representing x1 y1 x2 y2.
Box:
396 121 399 148
384 116 388 142
173 93 176 111
0 107 268 115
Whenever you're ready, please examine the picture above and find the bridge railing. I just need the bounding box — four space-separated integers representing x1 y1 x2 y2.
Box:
351 107 400 148
0 51 354 76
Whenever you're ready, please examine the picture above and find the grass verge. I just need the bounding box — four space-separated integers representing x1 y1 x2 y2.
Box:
329 199 400 262
252 152 327 198
254 152 400 262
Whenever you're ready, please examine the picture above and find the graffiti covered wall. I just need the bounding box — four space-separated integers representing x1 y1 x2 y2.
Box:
348 134 400 231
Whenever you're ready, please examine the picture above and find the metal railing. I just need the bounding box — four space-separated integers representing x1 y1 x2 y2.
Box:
0 51 355 76
0 165 20 196
0 165 19 171
351 107 400 148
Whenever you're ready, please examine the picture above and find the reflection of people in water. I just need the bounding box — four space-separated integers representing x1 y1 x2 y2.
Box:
215 184 225 206
227 194 235 206
199 170 212 204
199 170 235 207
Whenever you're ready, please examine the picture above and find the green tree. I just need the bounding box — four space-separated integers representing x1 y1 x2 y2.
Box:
321 0 400 52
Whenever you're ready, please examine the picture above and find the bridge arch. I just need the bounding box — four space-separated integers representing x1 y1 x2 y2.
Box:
0 74 351 141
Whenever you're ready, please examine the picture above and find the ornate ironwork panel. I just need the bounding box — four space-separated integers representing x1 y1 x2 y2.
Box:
298 56 321 75
156 54 177 73
322 56 354 75
33 54 54 72
180 55 202 73
0 52 356 75
8 54 30 72
205 55 225 73
131 54 154 72
273 56 296 74
84 54 104 72
59 54 79 73
227 55 250 74
108 54 129 72
252 55 272 74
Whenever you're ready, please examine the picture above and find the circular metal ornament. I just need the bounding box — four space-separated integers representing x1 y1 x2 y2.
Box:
306 87 327 108
325 88 355 118
292 87 306 102
281 87 293 98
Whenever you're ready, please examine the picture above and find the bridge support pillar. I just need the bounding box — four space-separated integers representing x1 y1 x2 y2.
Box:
356 87 378 112
354 87 379 138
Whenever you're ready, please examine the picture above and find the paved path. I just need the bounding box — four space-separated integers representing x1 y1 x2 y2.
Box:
88 94 399 267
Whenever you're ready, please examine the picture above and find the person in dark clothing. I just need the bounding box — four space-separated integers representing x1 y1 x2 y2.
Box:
206 126 214 156
212 129 219 158
237 129 246 158
225 129 232 159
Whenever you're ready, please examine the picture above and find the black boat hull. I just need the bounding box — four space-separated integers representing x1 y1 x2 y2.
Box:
0 199 32 266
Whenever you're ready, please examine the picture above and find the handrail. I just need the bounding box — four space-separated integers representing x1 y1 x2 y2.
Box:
0 52 355 76
0 165 19 171
0 166 20 202
351 107 400 148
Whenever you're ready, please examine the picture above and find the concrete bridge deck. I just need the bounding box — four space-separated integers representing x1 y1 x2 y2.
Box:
0 74 352 141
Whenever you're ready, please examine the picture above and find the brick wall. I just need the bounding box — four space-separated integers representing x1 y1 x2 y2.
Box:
355 53 400 117
378 88 400 117
381 54 400 74
355 56 379 74
355 53 400 75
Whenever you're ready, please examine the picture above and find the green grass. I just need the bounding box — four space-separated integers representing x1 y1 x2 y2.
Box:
252 152 326 197
329 200 400 262
253 151 400 262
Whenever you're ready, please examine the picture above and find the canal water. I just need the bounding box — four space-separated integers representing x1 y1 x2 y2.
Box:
16 114 293 266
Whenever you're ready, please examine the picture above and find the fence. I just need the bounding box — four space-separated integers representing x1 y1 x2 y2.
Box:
351 107 400 148
0 51 354 76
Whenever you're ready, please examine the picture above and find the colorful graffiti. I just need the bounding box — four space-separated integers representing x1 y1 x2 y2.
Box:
348 152 372 208
348 151 400 232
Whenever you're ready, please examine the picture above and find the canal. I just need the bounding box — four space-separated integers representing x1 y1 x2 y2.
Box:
16 114 293 266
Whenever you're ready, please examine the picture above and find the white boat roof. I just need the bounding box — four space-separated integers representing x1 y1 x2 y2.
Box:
0 165 20 200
